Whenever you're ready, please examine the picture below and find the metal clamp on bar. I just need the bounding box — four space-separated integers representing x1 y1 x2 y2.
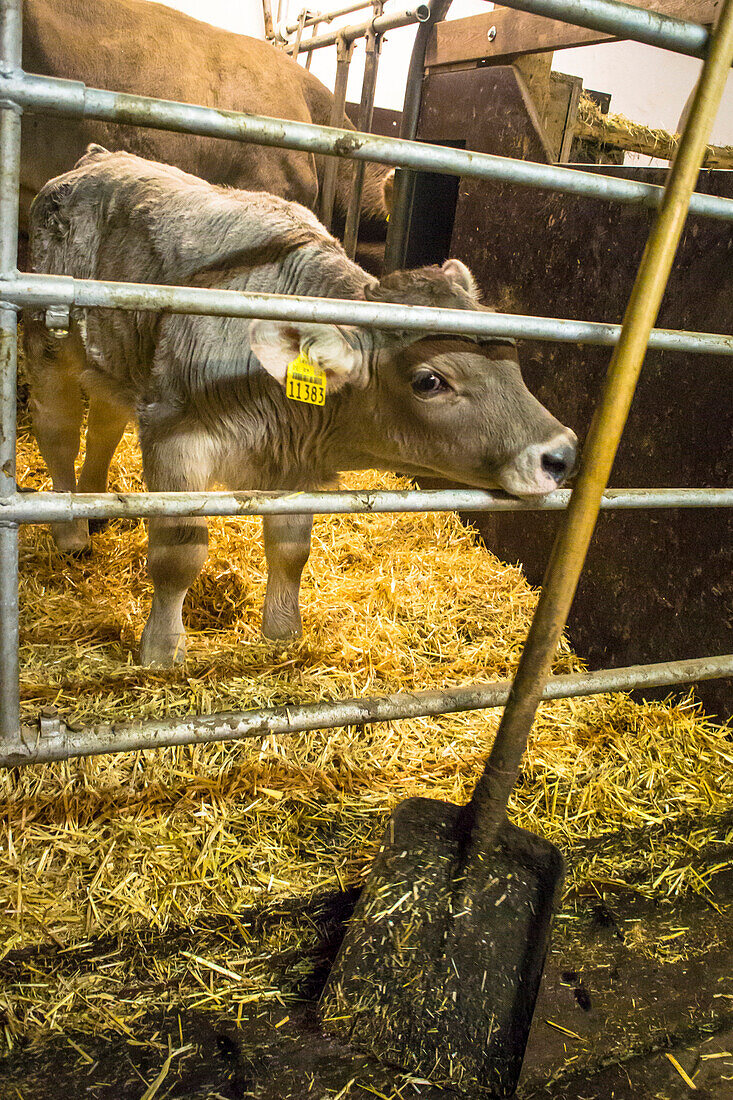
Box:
45 305 70 335
38 707 66 755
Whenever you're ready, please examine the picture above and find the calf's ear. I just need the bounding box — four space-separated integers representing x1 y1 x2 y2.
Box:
441 259 481 300
249 320 368 392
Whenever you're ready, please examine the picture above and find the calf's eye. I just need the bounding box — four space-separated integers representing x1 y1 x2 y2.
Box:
411 370 450 396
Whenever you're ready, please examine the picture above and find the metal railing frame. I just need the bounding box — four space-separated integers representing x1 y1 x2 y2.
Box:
276 0 431 247
283 4 430 53
276 0 375 39
0 0 731 767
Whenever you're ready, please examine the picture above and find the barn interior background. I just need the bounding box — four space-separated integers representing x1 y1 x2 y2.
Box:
162 0 733 153
1 0 733 1098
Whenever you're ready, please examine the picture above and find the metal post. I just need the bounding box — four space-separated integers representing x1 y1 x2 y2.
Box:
465 0 733 853
383 0 453 272
343 11 382 258
262 0 276 40
304 20 320 68
0 0 21 751
319 33 354 229
291 9 308 61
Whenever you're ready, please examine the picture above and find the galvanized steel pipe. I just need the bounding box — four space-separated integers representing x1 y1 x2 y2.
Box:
383 0 453 272
6 653 732 767
2 487 733 526
319 35 354 229
7 273 733 354
343 13 382 258
280 0 374 36
493 0 712 59
285 3 430 51
2 71 733 222
0 0 22 750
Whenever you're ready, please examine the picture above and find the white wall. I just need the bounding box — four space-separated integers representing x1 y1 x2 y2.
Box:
558 40 733 148
155 0 265 38
154 0 733 157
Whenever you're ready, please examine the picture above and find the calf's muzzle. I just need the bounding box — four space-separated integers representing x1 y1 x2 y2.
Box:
500 428 579 497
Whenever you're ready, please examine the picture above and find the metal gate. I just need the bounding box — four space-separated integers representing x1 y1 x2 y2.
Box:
0 0 732 769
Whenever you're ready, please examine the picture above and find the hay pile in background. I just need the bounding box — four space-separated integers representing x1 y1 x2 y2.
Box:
2 416 732 1052
576 91 733 168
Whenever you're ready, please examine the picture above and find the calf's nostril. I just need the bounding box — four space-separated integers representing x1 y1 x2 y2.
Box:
541 443 576 485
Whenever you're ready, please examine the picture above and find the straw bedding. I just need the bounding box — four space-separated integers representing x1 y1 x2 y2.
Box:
2 414 732 1055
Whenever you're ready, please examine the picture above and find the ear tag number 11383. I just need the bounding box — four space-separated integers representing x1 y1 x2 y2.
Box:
286 353 326 406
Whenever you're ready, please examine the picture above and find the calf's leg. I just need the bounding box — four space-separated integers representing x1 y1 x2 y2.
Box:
139 435 212 666
26 331 89 553
76 392 130 513
76 393 130 534
262 513 313 641
140 514 209 665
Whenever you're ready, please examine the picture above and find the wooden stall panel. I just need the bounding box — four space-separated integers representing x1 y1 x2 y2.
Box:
425 0 723 68
413 65 733 716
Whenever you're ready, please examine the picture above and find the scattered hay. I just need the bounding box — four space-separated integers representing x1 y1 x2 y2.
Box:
2 415 732 1051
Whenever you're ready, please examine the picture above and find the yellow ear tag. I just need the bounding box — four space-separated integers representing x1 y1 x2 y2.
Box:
286 352 326 406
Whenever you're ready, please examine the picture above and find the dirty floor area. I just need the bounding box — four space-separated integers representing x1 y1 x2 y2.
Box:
2 422 732 1098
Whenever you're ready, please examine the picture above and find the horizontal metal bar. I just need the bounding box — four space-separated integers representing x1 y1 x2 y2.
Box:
493 0 711 59
3 487 733 525
279 0 373 36
285 4 430 51
7 273 733 354
6 653 732 767
3 71 733 222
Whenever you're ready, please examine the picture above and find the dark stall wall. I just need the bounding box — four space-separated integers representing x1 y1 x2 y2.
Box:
415 64 733 716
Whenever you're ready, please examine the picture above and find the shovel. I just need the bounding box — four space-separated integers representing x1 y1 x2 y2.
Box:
319 752 564 1095
319 4 733 1090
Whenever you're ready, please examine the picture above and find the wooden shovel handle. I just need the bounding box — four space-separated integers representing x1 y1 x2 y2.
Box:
463 0 733 861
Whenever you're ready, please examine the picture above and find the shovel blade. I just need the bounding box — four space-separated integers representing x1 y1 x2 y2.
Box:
320 796 563 1096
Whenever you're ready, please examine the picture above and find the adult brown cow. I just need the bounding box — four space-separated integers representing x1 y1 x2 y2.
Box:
19 0 388 232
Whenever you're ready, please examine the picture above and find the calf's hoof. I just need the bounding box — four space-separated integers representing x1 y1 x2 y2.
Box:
261 610 303 644
262 590 303 643
138 625 187 667
52 520 91 556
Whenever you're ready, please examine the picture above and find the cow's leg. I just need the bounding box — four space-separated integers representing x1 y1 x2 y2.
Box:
76 393 130 532
27 334 89 553
139 439 211 666
262 513 313 641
